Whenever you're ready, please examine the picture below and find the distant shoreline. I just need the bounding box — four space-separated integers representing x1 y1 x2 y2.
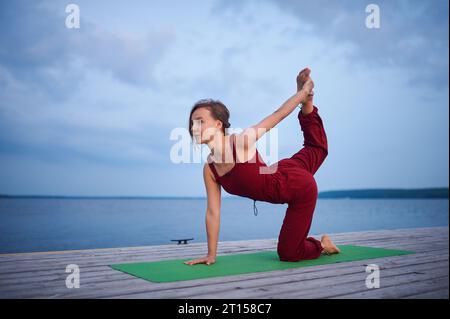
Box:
0 188 448 199
318 188 449 199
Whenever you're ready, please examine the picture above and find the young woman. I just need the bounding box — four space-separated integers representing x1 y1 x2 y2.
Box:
185 68 340 266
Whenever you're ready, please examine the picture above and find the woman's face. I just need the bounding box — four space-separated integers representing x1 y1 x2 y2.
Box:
191 108 221 144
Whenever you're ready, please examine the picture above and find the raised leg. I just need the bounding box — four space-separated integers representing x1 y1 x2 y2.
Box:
290 105 328 175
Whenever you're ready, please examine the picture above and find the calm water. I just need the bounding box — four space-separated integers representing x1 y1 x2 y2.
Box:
0 198 448 254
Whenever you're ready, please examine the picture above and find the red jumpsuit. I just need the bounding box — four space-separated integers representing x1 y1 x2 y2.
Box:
207 105 328 262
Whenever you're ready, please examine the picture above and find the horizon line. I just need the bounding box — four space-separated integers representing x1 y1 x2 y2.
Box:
0 187 448 198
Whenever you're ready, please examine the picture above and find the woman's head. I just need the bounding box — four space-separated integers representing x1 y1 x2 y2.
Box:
188 99 231 144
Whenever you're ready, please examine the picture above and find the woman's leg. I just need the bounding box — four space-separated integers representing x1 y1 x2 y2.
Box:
277 173 323 262
290 105 328 175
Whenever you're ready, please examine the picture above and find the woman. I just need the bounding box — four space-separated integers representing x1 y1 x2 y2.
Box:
185 68 340 266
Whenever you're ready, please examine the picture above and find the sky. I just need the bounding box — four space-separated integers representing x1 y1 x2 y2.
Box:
0 0 448 197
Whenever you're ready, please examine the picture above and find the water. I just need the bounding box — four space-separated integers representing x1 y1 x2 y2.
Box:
0 197 448 254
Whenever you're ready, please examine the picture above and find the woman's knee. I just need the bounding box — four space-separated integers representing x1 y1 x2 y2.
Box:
277 245 302 262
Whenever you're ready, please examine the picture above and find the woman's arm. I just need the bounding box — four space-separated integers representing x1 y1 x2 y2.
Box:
236 81 313 148
204 163 221 257
184 164 221 265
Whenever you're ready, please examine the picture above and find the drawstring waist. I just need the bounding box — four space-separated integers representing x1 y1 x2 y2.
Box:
253 199 259 216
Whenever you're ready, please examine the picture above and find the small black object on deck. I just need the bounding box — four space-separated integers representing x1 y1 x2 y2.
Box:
170 238 194 245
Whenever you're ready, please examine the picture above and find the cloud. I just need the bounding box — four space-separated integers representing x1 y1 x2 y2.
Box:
0 0 176 98
0 0 177 166
216 0 449 90
0 0 447 196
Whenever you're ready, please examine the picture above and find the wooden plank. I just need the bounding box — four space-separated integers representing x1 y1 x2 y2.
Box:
0 237 443 280
0 232 448 273
331 276 449 299
3 249 446 299
0 232 448 278
0 226 446 262
0 229 448 273
183 264 449 299
0 227 447 299
0 238 442 281
1 250 445 298
0 242 444 297
0 244 443 291
0 226 444 262
404 288 449 299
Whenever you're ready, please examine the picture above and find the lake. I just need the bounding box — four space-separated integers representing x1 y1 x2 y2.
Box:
0 197 448 254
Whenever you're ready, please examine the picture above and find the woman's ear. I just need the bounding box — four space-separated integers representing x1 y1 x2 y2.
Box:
215 120 223 131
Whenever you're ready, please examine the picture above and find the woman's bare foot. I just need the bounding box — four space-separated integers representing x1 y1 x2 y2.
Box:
302 80 314 110
296 68 314 105
321 234 341 255
299 78 314 115
296 67 311 92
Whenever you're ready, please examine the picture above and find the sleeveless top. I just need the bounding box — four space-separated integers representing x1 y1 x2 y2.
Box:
207 134 271 216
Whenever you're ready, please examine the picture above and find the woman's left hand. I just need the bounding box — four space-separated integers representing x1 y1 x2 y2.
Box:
183 255 216 266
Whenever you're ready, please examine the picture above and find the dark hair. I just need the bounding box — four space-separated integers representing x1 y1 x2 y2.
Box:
188 99 231 139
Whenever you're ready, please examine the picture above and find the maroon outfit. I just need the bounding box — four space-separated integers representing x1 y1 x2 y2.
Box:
208 105 328 262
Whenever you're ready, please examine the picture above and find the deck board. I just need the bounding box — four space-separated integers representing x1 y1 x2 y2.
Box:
0 226 447 299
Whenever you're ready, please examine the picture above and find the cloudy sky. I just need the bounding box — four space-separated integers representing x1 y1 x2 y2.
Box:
0 0 448 197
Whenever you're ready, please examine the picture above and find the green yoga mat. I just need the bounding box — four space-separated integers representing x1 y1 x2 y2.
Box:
110 245 414 283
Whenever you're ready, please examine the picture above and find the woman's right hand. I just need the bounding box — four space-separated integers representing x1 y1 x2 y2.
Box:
183 255 216 266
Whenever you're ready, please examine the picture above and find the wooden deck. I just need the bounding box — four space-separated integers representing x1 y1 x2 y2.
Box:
0 226 448 299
